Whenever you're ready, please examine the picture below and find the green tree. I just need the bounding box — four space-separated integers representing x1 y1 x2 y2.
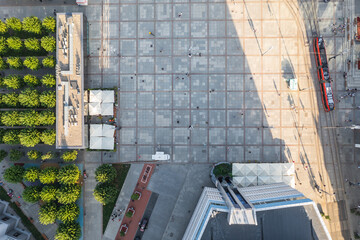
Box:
1 111 19 127
0 150 7 162
9 149 24 161
39 110 56 125
6 37 23 51
23 186 41 203
55 222 81 240
23 74 40 87
19 110 40 127
4 165 24 183
0 57 7 70
2 93 18 107
2 130 19 144
3 75 22 89
18 129 41 147
0 20 7 34
57 203 80 223
19 88 39 107
40 129 56 145
27 150 41 160
95 164 117 183
41 74 56 87
22 16 42 35
39 91 55 108
6 17 22 32
39 202 58 225
41 36 56 52
40 185 58 202
93 183 118 205
42 16 56 33
42 56 55 68
24 38 40 51
61 150 78 162
23 167 40 182
56 184 81 204
39 167 58 184
57 165 80 185
23 56 40 70
0 37 7 54
41 151 55 161
6 57 23 70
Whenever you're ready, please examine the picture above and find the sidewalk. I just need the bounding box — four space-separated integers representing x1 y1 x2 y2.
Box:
102 164 144 240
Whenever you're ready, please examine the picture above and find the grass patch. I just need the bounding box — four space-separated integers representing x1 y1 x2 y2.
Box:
213 163 232 178
0 186 45 240
103 164 130 233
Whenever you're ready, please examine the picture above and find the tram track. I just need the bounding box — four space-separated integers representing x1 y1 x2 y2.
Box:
284 0 350 238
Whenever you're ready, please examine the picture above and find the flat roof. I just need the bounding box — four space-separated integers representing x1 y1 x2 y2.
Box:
56 12 85 149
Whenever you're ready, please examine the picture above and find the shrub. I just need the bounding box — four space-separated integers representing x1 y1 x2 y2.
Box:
9 149 24 161
39 110 56 125
2 93 18 107
39 202 58 225
6 17 22 32
24 38 41 51
23 167 40 182
18 129 41 147
22 186 42 203
42 16 56 33
0 150 7 161
61 150 78 162
0 37 7 54
19 88 39 107
6 57 23 70
42 55 55 68
55 222 81 240
41 74 56 87
4 165 24 183
56 184 81 204
0 20 7 34
1 111 19 127
3 75 22 89
22 16 42 35
95 164 117 183
40 185 58 202
23 74 40 87
0 57 7 70
27 150 41 160
39 167 58 184
39 91 56 108
2 130 19 144
57 164 80 185
23 57 40 70
41 151 55 161
41 36 56 52
19 110 40 127
40 129 56 145
57 203 80 223
93 183 118 205
6 37 23 51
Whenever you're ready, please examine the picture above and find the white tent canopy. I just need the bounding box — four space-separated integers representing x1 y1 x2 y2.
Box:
102 90 115 103
90 124 102 136
89 90 102 102
89 102 101 115
101 103 114 115
89 90 115 116
89 124 115 150
103 124 115 137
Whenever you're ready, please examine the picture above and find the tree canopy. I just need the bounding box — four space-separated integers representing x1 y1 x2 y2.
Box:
6 37 23 51
42 55 55 68
22 186 42 203
6 18 22 32
0 150 7 162
39 91 56 108
41 151 55 161
61 150 78 162
18 129 41 147
9 149 23 161
27 150 41 160
57 165 80 185
40 185 58 202
95 164 117 183
2 130 19 144
41 36 56 52
6 57 23 70
4 165 24 183
0 20 8 34
24 38 41 51
55 222 81 240
39 167 58 184
40 129 56 145
42 17 56 33
39 202 58 225
2 93 19 107
56 184 81 204
22 16 42 35
3 75 22 89
18 88 39 107
57 203 80 223
41 74 56 87
23 167 40 182
23 74 40 87
0 57 7 70
93 183 118 205
24 56 41 70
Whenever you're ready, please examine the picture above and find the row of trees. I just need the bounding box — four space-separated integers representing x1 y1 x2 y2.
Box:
0 16 56 35
0 74 55 89
0 129 55 147
0 36 56 55
93 164 118 205
0 110 55 126
0 55 55 70
0 90 55 108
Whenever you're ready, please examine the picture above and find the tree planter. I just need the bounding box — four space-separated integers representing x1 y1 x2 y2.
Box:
120 224 128 236
125 207 135 218
131 191 141 201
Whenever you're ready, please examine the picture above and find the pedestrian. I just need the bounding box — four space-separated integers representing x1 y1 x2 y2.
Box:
345 119 352 123
178 12 183 17
188 53 192 58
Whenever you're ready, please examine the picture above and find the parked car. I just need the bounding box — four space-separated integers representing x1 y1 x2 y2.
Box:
139 218 148 232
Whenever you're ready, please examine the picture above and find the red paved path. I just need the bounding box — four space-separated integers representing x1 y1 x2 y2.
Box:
116 164 155 240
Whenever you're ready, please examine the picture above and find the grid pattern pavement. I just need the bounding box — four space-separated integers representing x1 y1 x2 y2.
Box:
83 0 319 163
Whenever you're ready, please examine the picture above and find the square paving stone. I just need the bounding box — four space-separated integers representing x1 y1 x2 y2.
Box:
119 110 137 126
191 92 208 109
120 128 136 144
156 92 172 109
138 110 155 127
209 110 226 127
173 146 190 163
191 110 208 126
209 146 226 162
209 128 226 145
156 128 172 144
137 128 155 144
173 128 190 144
155 110 172 127
191 75 208 91
191 128 208 145
228 146 245 162
138 92 155 109
173 110 190 126
209 92 225 108
191 146 208 163
155 75 172 91
227 110 244 127
138 75 155 91
173 92 190 108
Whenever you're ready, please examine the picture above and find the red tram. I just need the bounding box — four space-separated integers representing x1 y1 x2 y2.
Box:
313 37 335 112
